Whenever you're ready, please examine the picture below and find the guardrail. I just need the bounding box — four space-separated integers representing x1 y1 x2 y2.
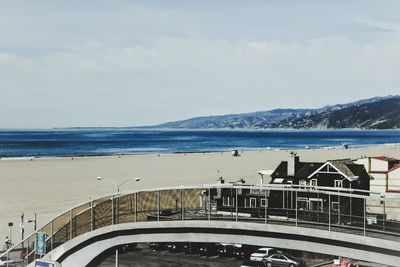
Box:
1 184 399 266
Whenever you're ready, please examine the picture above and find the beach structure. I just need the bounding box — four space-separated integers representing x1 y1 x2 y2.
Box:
216 153 370 220
268 153 370 219
355 156 400 220
1 184 399 267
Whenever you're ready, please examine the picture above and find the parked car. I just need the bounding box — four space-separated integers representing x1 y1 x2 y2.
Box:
240 260 266 267
263 253 306 267
217 243 236 257
250 247 279 261
167 242 185 253
0 256 15 266
199 243 219 256
183 242 202 254
235 245 258 260
149 242 168 251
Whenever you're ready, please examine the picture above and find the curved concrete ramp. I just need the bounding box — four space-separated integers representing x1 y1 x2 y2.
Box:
43 221 400 267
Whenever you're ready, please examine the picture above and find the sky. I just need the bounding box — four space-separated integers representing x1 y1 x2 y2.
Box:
1 1 400 128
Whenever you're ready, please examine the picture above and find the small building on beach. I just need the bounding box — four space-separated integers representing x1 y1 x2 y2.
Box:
214 153 370 223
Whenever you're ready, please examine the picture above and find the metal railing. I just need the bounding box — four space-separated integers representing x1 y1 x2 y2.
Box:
1 184 399 266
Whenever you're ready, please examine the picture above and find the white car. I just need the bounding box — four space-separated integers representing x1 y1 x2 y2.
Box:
250 247 279 261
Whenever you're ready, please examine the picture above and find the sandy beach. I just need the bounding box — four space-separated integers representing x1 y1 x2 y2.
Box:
1 144 400 244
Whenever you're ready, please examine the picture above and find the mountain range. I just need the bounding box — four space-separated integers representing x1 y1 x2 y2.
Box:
154 95 400 129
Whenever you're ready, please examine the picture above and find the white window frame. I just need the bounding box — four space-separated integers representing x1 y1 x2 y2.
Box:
297 197 308 210
244 198 249 208
299 180 306 189
334 180 343 188
311 179 318 187
250 197 257 208
309 198 323 211
223 196 234 207
260 198 267 207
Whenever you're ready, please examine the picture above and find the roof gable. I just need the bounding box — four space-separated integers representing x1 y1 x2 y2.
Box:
307 161 358 181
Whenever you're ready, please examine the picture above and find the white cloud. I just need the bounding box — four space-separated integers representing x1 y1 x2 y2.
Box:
0 1 400 128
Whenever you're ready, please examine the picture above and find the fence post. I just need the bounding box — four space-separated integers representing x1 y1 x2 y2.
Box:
112 195 115 225
338 194 341 225
295 191 298 227
208 188 211 221
50 219 54 251
91 201 94 231
364 198 366 236
135 192 138 223
264 189 267 224
181 189 184 221
157 191 160 221
328 194 331 231
69 210 73 240
383 196 386 232
235 188 238 222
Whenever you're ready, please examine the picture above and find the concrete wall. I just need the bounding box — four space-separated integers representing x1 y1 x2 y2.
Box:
43 221 400 267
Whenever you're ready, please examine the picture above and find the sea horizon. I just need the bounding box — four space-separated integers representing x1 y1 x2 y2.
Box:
1 128 399 158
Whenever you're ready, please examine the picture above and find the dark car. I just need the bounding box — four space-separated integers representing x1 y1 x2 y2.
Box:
234 245 258 260
263 253 306 267
167 242 185 253
217 244 236 257
183 242 202 254
199 243 219 256
149 242 168 251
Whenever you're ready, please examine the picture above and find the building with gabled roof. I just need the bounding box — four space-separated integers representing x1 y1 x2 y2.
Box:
267 153 370 222
271 153 370 192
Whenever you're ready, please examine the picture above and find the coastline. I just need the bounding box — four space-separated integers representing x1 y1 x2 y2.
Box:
1 142 399 162
1 144 400 244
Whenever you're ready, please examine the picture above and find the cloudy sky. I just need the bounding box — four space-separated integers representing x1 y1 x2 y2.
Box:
1 1 400 128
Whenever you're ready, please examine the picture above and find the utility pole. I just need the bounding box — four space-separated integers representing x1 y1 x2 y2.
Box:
20 213 25 241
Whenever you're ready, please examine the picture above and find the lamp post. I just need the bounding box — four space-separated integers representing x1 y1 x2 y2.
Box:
96 176 141 193
96 176 141 267
26 213 37 231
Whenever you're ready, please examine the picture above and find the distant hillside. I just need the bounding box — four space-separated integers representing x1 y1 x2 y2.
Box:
154 95 400 129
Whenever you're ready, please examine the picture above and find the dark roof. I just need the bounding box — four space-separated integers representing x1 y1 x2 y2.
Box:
271 159 367 182
271 161 323 180
346 164 367 177
296 163 323 179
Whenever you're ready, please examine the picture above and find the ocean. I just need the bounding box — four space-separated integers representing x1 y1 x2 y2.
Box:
0 129 399 158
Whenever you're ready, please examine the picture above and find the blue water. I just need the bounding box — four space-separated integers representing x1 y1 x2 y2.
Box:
0 129 399 158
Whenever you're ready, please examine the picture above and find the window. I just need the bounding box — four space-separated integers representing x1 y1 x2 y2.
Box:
332 202 339 211
309 198 323 211
250 198 256 208
223 196 234 207
297 197 308 210
245 197 257 208
299 180 306 189
260 198 268 207
334 180 343 188
311 179 318 187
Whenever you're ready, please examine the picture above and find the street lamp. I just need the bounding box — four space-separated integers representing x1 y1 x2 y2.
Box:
96 176 141 193
26 213 37 231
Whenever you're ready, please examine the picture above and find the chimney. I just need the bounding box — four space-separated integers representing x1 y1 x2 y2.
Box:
288 152 299 176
